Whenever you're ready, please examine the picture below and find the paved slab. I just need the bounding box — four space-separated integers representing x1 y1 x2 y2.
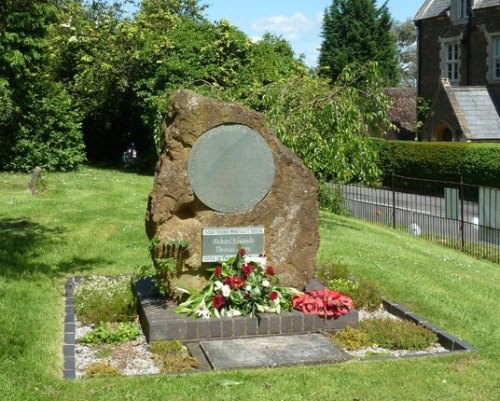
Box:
200 333 350 370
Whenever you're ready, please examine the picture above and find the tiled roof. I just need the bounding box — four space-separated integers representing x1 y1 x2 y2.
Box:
452 87 500 140
414 0 500 21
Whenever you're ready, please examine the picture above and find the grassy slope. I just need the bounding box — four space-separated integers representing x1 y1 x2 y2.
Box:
0 167 499 401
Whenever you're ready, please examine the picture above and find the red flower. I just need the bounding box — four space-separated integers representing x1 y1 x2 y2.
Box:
239 248 246 257
223 276 232 286
292 294 305 309
301 298 321 314
269 291 279 301
292 289 353 317
230 276 245 290
212 294 224 309
214 266 222 277
265 266 275 276
241 264 254 276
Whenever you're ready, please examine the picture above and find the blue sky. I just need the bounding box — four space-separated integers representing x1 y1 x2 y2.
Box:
203 0 423 66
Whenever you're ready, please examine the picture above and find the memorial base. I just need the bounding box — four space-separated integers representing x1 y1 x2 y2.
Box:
134 278 359 343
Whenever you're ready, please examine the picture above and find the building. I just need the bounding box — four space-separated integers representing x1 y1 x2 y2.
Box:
414 0 500 141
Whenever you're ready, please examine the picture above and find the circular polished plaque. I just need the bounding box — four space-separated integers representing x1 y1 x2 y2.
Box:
188 124 275 213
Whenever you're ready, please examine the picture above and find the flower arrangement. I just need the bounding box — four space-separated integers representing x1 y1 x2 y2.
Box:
176 248 301 319
292 288 354 317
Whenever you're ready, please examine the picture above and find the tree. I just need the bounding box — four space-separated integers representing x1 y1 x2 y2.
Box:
0 0 85 171
318 0 399 86
49 0 304 168
392 19 417 87
249 62 392 184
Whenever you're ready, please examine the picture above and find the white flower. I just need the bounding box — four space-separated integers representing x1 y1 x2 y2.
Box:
262 279 270 287
194 301 210 319
244 284 252 292
226 307 242 318
245 256 267 267
222 284 231 297
214 281 223 290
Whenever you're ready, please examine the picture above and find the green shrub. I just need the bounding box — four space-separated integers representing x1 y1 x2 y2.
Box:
327 278 360 295
74 275 136 325
360 318 438 350
85 362 122 378
332 325 369 350
375 140 500 190
318 182 349 215
0 81 85 172
80 321 141 345
150 341 200 373
349 280 382 312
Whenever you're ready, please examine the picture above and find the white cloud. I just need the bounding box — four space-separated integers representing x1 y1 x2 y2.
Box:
251 12 314 40
249 35 261 43
250 12 325 67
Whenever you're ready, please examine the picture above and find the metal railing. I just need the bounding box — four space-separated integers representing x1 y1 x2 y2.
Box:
337 173 500 263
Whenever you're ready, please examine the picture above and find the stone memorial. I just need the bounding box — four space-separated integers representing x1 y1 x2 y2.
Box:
145 89 319 290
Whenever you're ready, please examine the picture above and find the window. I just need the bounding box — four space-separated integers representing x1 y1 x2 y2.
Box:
494 37 500 80
457 0 471 20
439 36 462 84
486 34 500 82
445 42 460 83
452 0 471 23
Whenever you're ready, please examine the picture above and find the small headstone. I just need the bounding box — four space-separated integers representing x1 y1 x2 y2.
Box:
28 166 42 195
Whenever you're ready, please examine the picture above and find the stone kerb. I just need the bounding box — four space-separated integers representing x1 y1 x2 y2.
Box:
145 89 320 290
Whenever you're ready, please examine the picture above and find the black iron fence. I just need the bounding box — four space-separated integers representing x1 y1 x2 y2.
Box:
337 174 500 263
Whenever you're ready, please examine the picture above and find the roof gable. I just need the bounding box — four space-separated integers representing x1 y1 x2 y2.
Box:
414 0 500 21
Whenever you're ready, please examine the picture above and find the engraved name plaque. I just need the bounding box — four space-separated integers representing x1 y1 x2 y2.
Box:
202 227 265 262
188 124 275 213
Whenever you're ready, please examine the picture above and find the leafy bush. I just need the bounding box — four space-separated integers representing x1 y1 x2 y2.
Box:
375 140 500 189
327 278 360 295
85 362 122 378
318 182 349 215
0 81 85 172
74 275 136 325
360 318 438 350
80 322 141 345
326 277 381 311
151 341 199 373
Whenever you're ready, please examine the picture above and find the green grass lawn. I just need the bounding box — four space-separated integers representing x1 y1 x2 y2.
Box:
1 166 499 401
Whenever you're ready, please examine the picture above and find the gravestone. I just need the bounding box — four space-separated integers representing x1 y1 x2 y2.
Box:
145 90 319 290
28 166 42 195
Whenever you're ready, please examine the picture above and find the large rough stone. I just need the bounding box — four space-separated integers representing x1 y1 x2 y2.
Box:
145 90 319 290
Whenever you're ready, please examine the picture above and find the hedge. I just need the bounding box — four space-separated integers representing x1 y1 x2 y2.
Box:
374 140 500 189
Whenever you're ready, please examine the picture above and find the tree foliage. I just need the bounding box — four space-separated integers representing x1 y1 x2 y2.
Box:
250 62 391 184
0 0 85 171
1 0 392 182
392 19 417 88
319 0 399 86
46 0 303 167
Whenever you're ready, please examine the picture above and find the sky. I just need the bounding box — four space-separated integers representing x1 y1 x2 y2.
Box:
203 0 423 66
